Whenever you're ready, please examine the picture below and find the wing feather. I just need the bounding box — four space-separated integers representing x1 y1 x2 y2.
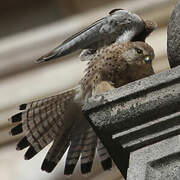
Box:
9 88 76 156
61 17 105 46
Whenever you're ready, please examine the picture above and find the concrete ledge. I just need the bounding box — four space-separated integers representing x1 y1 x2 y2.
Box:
127 135 180 180
83 65 180 178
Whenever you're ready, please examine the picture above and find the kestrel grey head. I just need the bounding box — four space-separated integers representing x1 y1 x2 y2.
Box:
36 9 157 63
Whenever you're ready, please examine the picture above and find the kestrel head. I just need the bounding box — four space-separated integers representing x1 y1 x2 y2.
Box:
81 41 155 98
109 41 155 83
120 41 155 65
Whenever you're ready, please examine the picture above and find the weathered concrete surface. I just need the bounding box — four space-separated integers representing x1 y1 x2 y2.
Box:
84 66 180 134
83 65 180 178
127 136 180 180
167 0 180 67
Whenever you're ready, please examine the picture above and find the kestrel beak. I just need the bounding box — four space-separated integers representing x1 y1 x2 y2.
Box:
144 55 151 64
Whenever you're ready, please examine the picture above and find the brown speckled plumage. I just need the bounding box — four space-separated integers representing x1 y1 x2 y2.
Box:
9 41 155 176
81 41 154 98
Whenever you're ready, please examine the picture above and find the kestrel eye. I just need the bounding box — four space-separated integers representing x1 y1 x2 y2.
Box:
136 48 143 54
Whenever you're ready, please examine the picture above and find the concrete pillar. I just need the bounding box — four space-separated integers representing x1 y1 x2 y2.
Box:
167 0 180 67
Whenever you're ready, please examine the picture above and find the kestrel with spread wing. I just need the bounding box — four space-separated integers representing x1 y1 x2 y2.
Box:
9 41 155 175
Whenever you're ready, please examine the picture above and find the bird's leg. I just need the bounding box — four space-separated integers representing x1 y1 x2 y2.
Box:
93 81 115 95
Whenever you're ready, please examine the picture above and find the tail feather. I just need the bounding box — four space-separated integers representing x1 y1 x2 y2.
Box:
80 128 97 174
9 85 113 174
64 127 98 175
101 157 112 171
97 139 112 170
41 132 70 172
64 133 84 175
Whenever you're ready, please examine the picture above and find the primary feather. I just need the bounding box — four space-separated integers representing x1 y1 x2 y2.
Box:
36 9 157 63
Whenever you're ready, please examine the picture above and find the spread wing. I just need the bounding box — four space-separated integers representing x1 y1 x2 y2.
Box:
36 9 142 63
36 17 106 63
9 86 112 174
64 127 112 175
9 88 76 160
61 17 105 46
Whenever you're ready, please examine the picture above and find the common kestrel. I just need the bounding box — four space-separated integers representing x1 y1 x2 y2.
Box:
9 41 155 175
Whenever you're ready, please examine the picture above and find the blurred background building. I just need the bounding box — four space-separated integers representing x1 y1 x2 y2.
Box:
0 0 178 179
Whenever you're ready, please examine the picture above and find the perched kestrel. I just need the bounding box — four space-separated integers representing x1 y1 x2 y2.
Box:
36 9 157 63
9 41 155 175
